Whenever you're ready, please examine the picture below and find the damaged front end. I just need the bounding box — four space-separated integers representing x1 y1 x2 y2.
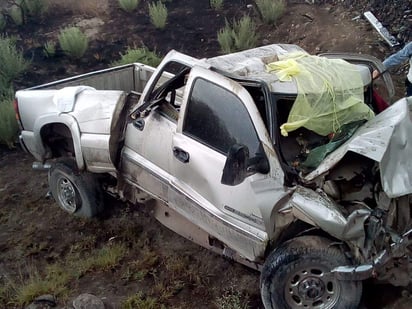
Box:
284 97 412 285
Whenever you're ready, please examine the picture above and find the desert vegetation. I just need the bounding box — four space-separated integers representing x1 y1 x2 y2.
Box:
218 16 259 53
111 46 162 67
255 0 286 24
210 0 224 11
0 35 29 147
118 0 140 13
58 27 89 59
148 1 168 29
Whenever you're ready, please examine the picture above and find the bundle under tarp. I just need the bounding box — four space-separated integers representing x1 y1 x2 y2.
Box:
266 52 374 136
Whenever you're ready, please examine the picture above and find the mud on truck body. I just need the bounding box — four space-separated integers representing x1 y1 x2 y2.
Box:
15 44 412 308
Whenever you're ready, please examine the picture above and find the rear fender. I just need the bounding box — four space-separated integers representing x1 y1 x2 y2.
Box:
33 114 84 170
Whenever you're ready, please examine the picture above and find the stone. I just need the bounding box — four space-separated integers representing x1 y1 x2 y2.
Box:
25 294 56 309
72 294 105 309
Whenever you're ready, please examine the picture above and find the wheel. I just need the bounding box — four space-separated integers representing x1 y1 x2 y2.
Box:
48 159 104 218
260 236 362 309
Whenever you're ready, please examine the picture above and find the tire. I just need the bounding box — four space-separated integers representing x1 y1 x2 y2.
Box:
260 236 362 309
48 159 104 218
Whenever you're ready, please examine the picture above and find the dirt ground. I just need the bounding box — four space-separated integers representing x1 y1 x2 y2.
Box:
1 0 412 308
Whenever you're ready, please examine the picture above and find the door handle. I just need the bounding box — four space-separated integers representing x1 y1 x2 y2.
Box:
173 147 190 163
133 118 145 131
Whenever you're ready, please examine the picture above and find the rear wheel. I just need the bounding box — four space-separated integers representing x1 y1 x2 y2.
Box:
48 159 104 218
260 236 362 309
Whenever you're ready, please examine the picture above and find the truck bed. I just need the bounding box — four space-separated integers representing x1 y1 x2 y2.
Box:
29 63 156 92
16 63 157 172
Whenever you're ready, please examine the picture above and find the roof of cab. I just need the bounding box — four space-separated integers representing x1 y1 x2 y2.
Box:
204 44 371 94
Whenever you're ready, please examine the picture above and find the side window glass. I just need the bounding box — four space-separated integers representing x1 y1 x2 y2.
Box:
183 78 261 156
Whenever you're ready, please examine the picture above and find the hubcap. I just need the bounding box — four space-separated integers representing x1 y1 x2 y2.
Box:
285 265 340 308
56 176 79 213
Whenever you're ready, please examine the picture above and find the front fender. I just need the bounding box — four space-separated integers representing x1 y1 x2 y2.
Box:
279 186 370 246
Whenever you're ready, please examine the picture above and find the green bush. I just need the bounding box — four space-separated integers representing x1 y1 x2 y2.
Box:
9 6 24 25
217 25 233 54
0 98 19 148
210 0 224 10
255 0 285 24
217 16 258 53
112 47 161 67
118 0 139 12
232 16 258 51
43 40 55 57
58 27 88 59
148 1 167 29
0 35 30 85
7 0 49 24
24 0 49 19
0 14 6 31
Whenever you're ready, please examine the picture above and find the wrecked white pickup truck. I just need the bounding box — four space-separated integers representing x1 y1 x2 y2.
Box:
15 44 412 309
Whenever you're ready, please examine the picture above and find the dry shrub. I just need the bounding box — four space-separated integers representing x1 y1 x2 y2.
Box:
46 0 109 17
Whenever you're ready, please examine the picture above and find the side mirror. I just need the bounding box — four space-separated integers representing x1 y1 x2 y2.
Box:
221 144 249 186
247 154 270 175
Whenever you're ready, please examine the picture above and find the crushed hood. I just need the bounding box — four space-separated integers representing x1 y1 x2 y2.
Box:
304 97 412 198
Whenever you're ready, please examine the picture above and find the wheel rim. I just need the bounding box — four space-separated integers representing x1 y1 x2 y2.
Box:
56 176 79 213
285 264 340 308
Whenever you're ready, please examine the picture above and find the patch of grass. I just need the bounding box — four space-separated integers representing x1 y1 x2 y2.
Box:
255 0 286 24
69 235 97 254
73 243 127 277
58 27 88 59
210 0 224 10
118 0 140 12
148 1 168 29
232 15 258 51
112 47 162 67
0 98 19 148
0 279 14 306
43 40 55 57
8 6 23 26
122 246 159 282
0 35 30 84
7 0 49 24
23 0 49 20
15 266 69 306
0 14 6 31
5 243 127 306
122 291 160 309
217 23 234 53
215 286 249 309
218 16 258 53
0 34 28 148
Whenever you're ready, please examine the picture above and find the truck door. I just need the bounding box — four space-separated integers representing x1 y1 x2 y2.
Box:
121 61 191 203
170 66 287 242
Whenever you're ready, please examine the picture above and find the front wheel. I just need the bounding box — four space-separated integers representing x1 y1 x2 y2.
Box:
48 159 104 218
260 236 362 309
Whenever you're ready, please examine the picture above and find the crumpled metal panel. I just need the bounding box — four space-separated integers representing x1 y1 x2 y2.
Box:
72 90 125 134
304 97 412 198
284 186 369 244
380 97 412 197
